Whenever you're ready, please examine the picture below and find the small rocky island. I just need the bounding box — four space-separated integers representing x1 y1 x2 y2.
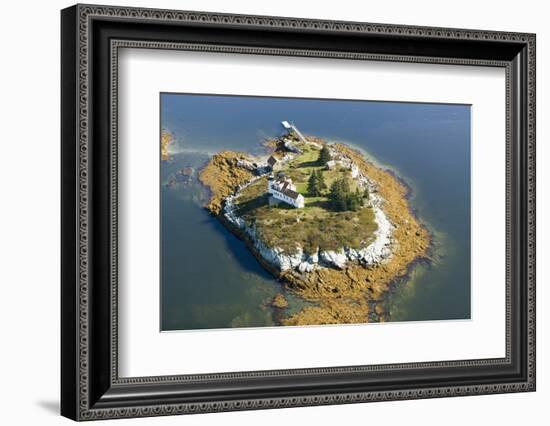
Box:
161 129 173 161
198 121 431 326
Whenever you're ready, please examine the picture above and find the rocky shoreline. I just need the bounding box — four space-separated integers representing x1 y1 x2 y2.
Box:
221 149 394 272
199 139 431 326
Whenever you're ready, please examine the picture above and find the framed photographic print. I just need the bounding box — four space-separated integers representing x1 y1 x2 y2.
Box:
61 4 536 421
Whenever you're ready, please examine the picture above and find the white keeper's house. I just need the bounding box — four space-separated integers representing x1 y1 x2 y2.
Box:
267 175 305 208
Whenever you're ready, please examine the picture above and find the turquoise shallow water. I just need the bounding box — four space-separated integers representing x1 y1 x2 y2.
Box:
160 93 471 331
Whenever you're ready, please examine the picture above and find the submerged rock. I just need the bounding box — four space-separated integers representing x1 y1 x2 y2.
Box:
271 293 289 309
374 304 385 315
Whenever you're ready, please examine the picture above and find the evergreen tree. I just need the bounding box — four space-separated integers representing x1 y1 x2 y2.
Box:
319 145 332 165
309 169 328 196
329 178 347 211
329 177 362 211
308 171 320 196
316 170 327 192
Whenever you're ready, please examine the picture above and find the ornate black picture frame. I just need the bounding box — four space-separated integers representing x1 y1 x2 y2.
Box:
61 4 536 421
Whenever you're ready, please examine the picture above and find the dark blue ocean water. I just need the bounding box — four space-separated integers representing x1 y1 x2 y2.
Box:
160 93 471 331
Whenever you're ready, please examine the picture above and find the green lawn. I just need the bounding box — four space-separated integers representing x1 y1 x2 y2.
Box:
233 144 378 255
